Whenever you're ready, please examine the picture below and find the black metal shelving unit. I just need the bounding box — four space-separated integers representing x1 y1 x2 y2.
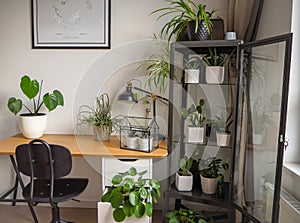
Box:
165 34 293 223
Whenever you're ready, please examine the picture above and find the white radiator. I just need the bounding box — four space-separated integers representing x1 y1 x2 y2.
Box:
265 182 300 223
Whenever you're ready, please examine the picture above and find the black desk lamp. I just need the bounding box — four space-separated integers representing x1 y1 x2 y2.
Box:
117 80 168 119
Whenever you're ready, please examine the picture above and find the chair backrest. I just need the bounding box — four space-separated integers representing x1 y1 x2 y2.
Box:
16 139 72 179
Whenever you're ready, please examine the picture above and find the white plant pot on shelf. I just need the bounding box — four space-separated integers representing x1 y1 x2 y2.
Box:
185 69 200 83
138 137 153 152
205 66 225 84
216 132 231 147
126 136 138 149
98 202 150 223
200 175 219 195
186 126 205 143
175 171 193 191
19 113 47 138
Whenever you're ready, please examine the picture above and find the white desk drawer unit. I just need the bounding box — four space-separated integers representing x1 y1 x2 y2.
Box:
102 157 152 188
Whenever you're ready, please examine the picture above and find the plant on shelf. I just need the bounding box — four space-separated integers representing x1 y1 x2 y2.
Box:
165 208 212 223
100 167 161 222
214 112 233 147
181 99 206 143
126 129 138 149
151 0 216 41
77 93 113 142
176 157 194 191
137 131 153 152
202 48 236 84
7 75 64 138
199 157 229 195
184 56 205 84
138 34 170 94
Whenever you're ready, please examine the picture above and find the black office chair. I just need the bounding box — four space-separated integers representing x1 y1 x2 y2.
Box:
15 139 89 223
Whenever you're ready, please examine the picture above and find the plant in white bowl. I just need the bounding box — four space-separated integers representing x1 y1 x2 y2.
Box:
214 112 233 147
126 129 138 149
7 75 64 138
176 157 194 191
181 99 206 143
137 132 153 152
184 56 202 84
202 48 235 84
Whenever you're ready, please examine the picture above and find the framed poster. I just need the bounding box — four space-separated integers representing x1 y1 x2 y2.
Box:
32 0 110 49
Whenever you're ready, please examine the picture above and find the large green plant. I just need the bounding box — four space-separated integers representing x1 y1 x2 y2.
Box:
7 75 64 116
77 93 113 130
181 99 206 127
165 208 211 223
101 167 161 222
151 0 216 41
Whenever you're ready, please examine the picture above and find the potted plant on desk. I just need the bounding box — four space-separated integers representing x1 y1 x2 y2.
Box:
181 99 206 143
77 93 113 141
100 167 161 223
175 157 193 191
7 75 64 138
199 157 229 195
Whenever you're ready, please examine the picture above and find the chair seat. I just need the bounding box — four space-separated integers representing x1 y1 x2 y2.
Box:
23 178 88 204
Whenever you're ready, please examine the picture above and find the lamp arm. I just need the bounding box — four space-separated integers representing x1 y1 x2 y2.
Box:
133 86 169 102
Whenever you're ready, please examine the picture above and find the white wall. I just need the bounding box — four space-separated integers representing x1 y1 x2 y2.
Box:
0 0 227 208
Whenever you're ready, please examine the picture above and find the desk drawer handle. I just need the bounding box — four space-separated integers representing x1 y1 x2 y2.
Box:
118 158 138 162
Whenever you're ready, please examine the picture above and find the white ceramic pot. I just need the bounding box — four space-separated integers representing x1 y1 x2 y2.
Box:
126 136 138 149
19 114 47 138
200 175 219 194
185 69 200 83
138 137 153 152
216 132 231 147
175 171 193 191
93 126 110 141
98 202 150 223
205 66 225 84
186 126 205 143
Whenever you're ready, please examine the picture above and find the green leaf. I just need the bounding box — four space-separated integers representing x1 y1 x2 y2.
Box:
169 219 180 223
134 202 145 218
100 190 112 202
150 179 160 189
112 175 123 185
43 93 58 112
113 208 126 222
145 202 153 217
129 191 140 206
137 177 146 187
129 167 137 176
139 187 148 199
111 191 123 208
123 178 134 191
122 200 135 217
7 97 22 115
53 90 64 106
20 75 39 100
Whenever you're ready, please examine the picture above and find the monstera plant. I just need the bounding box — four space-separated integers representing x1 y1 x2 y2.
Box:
7 75 64 138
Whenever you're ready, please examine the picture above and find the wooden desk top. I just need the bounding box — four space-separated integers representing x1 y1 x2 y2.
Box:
0 134 168 158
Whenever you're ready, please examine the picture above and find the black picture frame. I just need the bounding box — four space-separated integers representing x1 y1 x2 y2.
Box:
32 0 111 49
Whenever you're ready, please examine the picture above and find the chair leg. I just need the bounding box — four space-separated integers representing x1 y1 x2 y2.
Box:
26 201 38 223
51 204 74 223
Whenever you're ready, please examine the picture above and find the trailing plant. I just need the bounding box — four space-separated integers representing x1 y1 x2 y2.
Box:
202 48 236 66
214 112 233 133
138 34 170 94
101 167 161 222
199 157 229 179
151 0 216 41
179 157 193 176
7 75 64 115
77 93 113 131
181 99 206 127
165 208 211 223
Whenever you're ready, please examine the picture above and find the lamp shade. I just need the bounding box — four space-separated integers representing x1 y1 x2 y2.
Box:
117 82 138 103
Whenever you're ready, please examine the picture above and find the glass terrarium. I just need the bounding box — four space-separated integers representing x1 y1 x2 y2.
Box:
119 116 159 152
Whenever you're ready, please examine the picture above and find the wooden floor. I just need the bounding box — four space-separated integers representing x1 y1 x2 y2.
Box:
0 204 163 223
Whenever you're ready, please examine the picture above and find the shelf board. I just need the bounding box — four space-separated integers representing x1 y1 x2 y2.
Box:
164 182 230 208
